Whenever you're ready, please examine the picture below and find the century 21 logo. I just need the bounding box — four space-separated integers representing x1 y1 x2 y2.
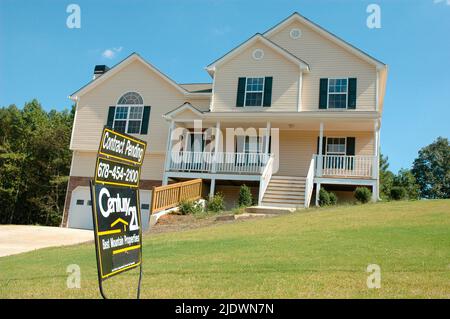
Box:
98 187 139 231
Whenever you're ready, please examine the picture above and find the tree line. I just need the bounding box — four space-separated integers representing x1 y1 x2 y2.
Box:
380 136 449 201
0 100 73 225
0 99 449 226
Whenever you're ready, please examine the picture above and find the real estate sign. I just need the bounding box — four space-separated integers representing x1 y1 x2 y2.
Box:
91 126 147 285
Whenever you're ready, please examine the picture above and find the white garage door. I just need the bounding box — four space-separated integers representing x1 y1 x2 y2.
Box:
68 187 93 230
68 187 152 232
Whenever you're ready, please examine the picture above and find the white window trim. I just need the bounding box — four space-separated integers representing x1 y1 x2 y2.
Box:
326 137 347 155
113 104 144 134
244 77 265 107
327 78 349 109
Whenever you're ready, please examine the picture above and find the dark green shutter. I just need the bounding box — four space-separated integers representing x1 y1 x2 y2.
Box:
316 136 327 155
236 77 246 107
106 106 115 128
140 106 151 134
263 76 273 107
346 137 355 170
346 137 355 155
319 78 328 109
348 78 357 109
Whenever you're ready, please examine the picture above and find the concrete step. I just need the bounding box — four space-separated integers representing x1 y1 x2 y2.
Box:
246 206 296 214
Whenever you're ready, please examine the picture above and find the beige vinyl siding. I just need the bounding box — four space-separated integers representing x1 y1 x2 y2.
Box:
70 151 97 177
71 60 186 153
267 20 377 111
185 98 211 112
70 151 165 181
212 40 299 112
276 130 374 176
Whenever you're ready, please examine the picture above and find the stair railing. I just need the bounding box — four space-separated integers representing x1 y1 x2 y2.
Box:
258 154 274 205
304 156 316 208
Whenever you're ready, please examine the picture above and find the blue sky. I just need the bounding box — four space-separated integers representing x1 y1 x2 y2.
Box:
0 0 449 172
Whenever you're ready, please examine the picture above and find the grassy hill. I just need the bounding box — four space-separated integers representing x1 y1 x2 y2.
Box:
1 200 449 298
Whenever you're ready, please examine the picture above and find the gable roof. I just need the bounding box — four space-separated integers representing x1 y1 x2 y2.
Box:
163 102 205 120
69 53 210 100
206 33 310 76
264 12 386 69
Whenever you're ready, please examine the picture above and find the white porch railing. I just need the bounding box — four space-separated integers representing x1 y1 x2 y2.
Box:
169 151 270 175
258 154 274 205
314 154 376 178
304 156 316 208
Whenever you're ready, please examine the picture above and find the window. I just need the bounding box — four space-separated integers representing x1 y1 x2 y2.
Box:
141 204 150 210
244 77 265 106
76 199 84 206
326 138 346 155
328 79 348 109
114 92 144 134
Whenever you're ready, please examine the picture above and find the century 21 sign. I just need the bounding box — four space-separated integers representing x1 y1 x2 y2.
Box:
91 127 147 285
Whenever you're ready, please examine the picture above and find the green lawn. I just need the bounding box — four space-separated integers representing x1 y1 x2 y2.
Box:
1 200 450 298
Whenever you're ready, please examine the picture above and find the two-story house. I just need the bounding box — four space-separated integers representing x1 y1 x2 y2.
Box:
62 12 388 230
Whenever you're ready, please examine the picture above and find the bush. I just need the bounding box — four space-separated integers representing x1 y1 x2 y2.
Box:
206 193 225 212
354 187 372 203
179 200 203 215
390 186 407 201
319 188 337 206
238 184 253 207
329 192 338 205
319 188 330 206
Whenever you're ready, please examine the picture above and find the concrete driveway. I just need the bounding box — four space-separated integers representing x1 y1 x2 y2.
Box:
0 225 93 257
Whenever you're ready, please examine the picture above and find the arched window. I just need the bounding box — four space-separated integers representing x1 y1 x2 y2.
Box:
113 92 144 134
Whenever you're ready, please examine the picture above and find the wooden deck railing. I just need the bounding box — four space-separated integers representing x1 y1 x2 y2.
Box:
150 179 202 214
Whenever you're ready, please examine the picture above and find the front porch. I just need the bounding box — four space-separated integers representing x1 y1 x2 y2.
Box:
162 103 381 207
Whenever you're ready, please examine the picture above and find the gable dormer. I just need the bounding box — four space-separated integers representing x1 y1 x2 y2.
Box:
207 34 309 112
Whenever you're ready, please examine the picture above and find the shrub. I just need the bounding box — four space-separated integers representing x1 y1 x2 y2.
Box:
319 188 338 206
318 188 330 206
206 193 225 213
238 184 253 207
329 192 338 205
354 187 372 203
390 186 407 201
179 199 203 215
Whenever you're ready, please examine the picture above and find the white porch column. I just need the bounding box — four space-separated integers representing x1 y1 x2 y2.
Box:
209 179 216 198
372 121 379 180
297 72 303 112
212 121 220 173
317 122 324 177
264 121 271 160
163 120 175 185
315 182 321 206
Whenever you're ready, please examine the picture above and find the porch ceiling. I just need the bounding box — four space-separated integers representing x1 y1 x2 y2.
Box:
195 117 378 131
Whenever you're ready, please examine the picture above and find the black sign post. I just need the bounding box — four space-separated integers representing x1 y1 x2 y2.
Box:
90 126 147 299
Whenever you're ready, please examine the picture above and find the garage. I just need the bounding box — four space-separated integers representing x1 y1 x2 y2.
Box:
67 187 93 229
67 186 152 231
